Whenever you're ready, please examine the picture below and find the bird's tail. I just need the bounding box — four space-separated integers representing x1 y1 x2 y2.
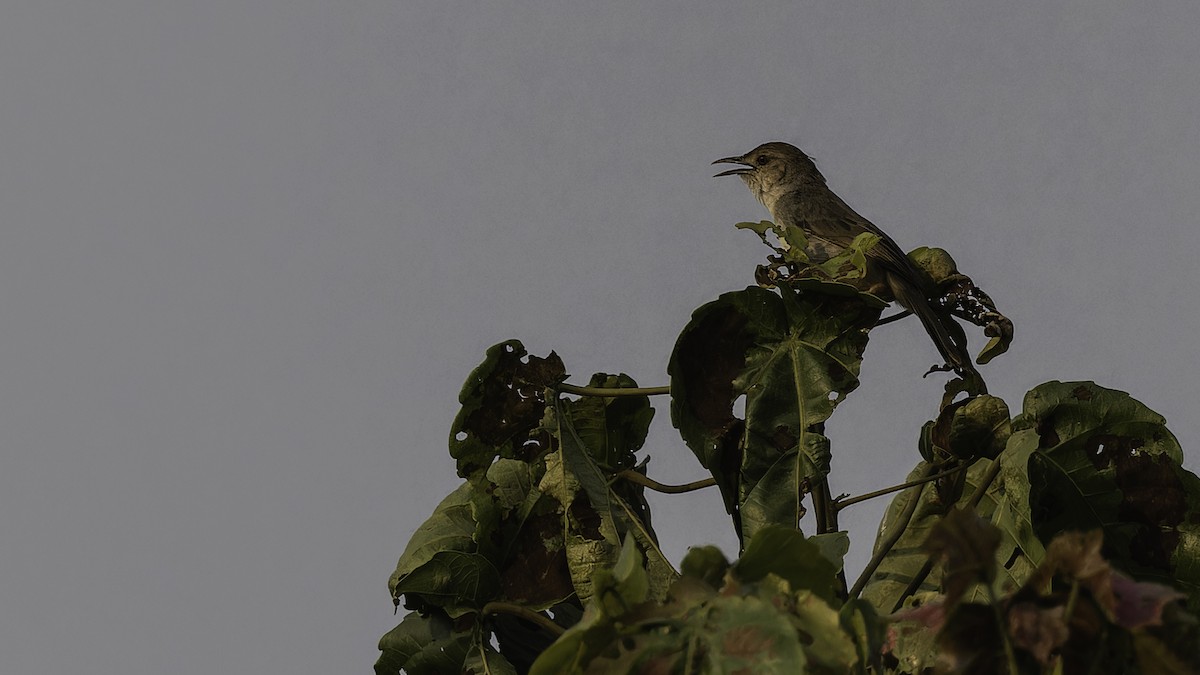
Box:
888 274 987 393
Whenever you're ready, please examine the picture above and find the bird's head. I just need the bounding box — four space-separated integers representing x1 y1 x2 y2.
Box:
713 142 825 211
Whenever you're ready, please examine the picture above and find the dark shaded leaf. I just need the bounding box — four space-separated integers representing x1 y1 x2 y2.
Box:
375 612 471 675
1013 381 1200 609
669 284 882 545
934 604 1013 675
462 647 518 675
841 599 888 675
908 246 1013 366
929 394 1011 461
450 340 566 480
735 525 839 603
565 372 654 470
1138 602 1200 674
388 482 485 615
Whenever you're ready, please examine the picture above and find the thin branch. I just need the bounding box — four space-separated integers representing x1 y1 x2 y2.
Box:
891 560 935 614
481 602 565 637
835 463 971 511
966 454 1005 509
873 309 913 327
554 383 671 397
849 463 936 600
616 469 716 494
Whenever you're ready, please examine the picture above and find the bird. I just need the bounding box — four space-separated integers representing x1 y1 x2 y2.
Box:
713 141 983 388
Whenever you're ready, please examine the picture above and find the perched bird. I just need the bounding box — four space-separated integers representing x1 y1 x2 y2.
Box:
714 142 983 387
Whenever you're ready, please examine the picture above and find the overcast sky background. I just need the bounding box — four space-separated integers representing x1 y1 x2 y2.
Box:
2 2 1198 673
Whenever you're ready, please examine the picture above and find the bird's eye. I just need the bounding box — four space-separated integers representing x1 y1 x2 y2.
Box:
755 155 769 166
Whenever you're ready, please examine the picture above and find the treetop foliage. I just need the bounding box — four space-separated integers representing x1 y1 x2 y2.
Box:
376 229 1199 674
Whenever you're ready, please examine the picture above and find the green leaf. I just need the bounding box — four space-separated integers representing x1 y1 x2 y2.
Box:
530 532 869 674
680 545 730 589
735 220 777 237
375 612 472 675
669 284 883 545
929 394 1012 461
859 453 1042 613
810 531 851 573
840 599 887 675
540 395 676 606
792 590 860 673
391 550 501 618
1013 381 1200 609
700 595 811 672
526 598 617 675
735 525 840 603
462 644 518 675
389 463 574 616
592 535 650 618
564 372 654 470
388 482 482 611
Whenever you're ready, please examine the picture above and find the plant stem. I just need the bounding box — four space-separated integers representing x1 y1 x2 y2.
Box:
835 463 970 511
554 383 670 397
873 309 913 327
616 470 716 494
481 602 566 637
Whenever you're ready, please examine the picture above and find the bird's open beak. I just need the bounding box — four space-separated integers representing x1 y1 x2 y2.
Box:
712 156 754 178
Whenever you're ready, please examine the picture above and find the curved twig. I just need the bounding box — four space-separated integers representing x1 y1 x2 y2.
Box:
616 469 716 494
481 602 566 637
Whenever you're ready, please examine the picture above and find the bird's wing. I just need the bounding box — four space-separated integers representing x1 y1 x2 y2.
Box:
795 188 930 290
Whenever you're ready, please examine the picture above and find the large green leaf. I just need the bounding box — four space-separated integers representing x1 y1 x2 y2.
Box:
540 388 675 605
857 456 1038 615
669 283 883 544
387 466 574 618
388 482 484 615
376 612 517 675
375 612 472 675
1012 381 1200 608
857 462 950 612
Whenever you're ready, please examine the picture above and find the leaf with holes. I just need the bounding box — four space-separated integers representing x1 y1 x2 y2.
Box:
1012 381 1200 610
669 283 883 544
449 340 566 481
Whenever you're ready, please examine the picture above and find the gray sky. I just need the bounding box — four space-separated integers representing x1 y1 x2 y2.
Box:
3 2 1198 673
